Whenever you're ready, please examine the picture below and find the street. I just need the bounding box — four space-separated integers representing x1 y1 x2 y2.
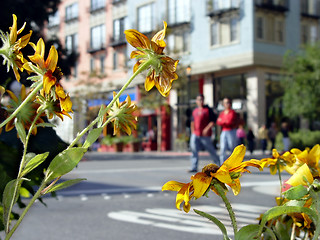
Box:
5 151 287 240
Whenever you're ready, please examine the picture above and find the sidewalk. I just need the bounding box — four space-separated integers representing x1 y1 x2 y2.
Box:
83 149 272 161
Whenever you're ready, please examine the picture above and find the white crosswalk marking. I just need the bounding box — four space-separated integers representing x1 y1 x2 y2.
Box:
108 203 269 236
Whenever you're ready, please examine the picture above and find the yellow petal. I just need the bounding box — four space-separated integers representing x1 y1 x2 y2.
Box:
35 38 45 59
162 181 185 192
229 179 241 195
46 46 58 72
223 145 246 169
213 167 233 184
29 53 45 70
17 30 32 49
9 14 17 44
60 95 73 113
43 73 56 94
145 74 155 91
175 183 190 211
55 84 66 98
151 21 167 47
191 172 212 199
286 163 314 186
124 29 150 49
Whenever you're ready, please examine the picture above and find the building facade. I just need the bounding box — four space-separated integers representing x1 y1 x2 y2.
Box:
45 0 320 149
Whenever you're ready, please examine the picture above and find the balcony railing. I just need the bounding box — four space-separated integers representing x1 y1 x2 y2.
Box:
87 43 106 53
255 0 289 12
110 36 127 47
206 1 240 17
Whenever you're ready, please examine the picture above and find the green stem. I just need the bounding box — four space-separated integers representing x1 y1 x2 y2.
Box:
67 58 153 149
214 182 238 235
277 162 283 205
4 109 45 233
0 81 43 129
5 182 47 240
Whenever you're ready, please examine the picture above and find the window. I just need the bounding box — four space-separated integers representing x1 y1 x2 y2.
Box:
113 51 118 70
210 22 219 45
168 0 190 25
301 23 319 44
300 0 320 16
65 33 78 54
100 56 105 73
65 3 78 21
208 0 239 12
137 3 155 33
256 15 284 43
90 24 106 50
275 20 284 42
113 17 126 42
301 24 308 44
91 0 106 11
48 11 60 27
230 17 238 42
256 17 264 39
310 25 318 43
167 30 191 54
90 58 95 72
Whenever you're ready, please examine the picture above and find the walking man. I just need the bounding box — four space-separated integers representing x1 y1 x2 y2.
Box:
189 94 220 172
217 97 238 164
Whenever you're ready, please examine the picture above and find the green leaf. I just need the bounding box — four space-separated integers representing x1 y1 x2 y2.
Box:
274 221 290 240
283 185 308 200
46 178 86 193
97 105 106 128
83 127 103 149
21 152 49 176
194 209 230 240
19 187 30 198
36 122 56 128
235 224 277 240
46 147 87 181
258 205 318 237
2 179 22 233
15 120 26 144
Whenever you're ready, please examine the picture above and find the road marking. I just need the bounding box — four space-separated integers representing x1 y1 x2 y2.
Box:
80 194 88 201
108 203 270 236
70 166 186 174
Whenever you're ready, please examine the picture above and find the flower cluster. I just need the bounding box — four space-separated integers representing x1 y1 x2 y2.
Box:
125 21 179 97
163 144 320 238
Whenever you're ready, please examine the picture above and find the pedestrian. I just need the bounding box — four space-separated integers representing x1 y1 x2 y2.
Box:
258 124 268 154
216 97 238 164
236 124 246 145
247 128 255 155
189 94 220 172
281 122 290 151
268 122 278 151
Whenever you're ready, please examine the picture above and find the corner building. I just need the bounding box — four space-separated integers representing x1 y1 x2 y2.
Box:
45 0 320 150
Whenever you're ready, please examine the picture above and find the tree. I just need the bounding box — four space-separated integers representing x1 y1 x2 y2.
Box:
281 43 320 126
0 0 76 87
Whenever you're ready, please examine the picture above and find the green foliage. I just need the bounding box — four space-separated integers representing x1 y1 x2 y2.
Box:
290 130 320 149
281 43 320 121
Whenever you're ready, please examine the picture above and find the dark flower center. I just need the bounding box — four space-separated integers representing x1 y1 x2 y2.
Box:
202 163 219 177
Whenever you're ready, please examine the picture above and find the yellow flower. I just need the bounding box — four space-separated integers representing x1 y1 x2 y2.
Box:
286 163 314 187
287 145 320 177
5 85 44 135
0 14 32 81
212 145 264 195
260 149 295 175
108 92 138 136
124 21 179 97
162 145 264 212
26 38 59 93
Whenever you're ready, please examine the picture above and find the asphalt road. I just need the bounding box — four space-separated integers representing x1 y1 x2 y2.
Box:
3 151 288 240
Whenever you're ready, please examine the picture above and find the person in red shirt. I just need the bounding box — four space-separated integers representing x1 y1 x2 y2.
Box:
217 97 238 163
189 94 219 172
